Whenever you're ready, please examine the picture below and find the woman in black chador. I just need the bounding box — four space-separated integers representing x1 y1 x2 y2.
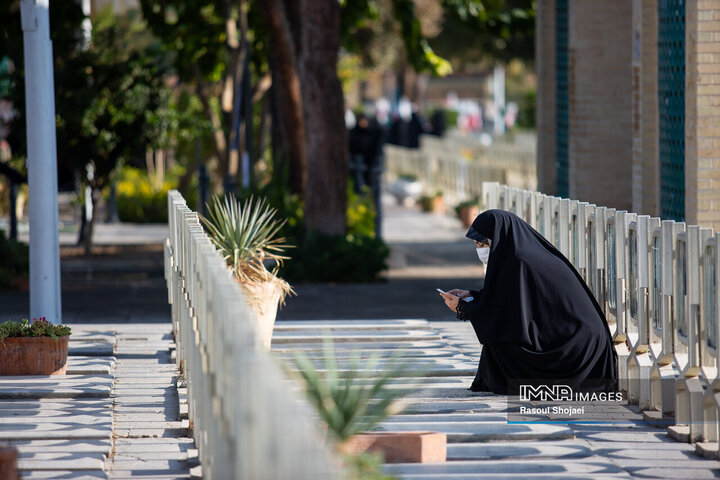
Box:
440 209 618 395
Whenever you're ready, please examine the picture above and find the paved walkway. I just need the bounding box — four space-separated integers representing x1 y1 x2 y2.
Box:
0 324 198 479
275 319 720 480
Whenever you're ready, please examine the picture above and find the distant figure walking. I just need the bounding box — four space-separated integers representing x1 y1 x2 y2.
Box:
348 113 383 192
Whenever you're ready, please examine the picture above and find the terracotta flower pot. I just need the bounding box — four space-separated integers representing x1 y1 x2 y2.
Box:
421 196 445 214
459 205 480 228
240 279 284 350
0 444 18 480
0 336 69 375
340 431 447 463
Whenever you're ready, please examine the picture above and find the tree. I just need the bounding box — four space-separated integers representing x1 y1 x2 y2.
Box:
297 0 348 235
0 4 177 253
140 0 259 194
257 0 306 199
143 0 535 237
430 0 535 68
258 0 454 236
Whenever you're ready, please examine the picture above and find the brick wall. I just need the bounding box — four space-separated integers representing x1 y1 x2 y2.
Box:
686 0 720 229
568 0 633 211
632 0 660 217
632 0 643 213
641 0 660 217
536 0 557 195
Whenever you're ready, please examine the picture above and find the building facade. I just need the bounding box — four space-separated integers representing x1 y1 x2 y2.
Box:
536 0 720 230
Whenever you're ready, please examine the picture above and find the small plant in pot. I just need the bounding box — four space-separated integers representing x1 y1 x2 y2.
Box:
455 198 482 228
419 191 445 214
291 339 446 467
0 318 72 375
200 194 293 349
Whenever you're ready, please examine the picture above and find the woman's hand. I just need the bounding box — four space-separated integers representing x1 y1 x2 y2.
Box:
440 292 460 312
446 289 471 299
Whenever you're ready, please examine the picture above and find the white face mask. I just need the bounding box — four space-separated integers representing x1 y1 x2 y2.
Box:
476 246 490 264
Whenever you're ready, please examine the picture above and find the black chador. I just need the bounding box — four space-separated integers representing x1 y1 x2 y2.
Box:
460 210 618 395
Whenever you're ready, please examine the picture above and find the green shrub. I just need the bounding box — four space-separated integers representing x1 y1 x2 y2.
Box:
114 165 197 223
116 166 171 223
347 186 376 238
280 231 389 283
239 180 389 283
0 230 28 289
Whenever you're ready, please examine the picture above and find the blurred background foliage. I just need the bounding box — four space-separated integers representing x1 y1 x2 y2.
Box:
0 0 534 281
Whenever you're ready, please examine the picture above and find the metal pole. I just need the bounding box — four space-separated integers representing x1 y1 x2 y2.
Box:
21 0 62 324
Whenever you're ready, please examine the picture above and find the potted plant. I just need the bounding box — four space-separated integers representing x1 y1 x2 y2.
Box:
388 173 423 206
419 191 445 214
0 318 72 375
455 198 482 228
201 194 293 350
292 339 446 465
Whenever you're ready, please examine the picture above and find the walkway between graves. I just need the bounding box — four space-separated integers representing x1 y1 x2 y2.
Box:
275 319 720 480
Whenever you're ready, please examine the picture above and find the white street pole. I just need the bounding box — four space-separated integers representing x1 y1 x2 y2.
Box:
20 0 62 324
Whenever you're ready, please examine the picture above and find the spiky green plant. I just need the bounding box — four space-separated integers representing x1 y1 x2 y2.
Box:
200 194 293 290
292 339 416 442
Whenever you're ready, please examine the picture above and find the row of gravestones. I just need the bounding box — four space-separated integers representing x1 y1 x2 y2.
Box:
483 181 720 450
164 190 341 480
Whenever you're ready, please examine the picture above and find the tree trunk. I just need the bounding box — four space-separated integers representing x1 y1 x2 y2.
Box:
254 93 270 167
298 0 347 235
269 84 287 183
223 0 249 193
259 0 307 199
194 71 229 190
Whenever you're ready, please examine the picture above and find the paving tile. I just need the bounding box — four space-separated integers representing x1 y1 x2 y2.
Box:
18 470 107 479
0 375 113 399
18 454 106 471
447 441 594 460
9 439 112 454
375 420 575 442
383 458 630 476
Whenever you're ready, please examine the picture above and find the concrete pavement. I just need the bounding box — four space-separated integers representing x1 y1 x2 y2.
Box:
276 319 720 480
0 324 199 479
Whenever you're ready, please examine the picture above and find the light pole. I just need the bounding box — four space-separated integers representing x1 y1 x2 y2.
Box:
20 0 62 324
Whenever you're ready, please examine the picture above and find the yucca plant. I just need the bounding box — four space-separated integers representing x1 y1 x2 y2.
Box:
292 339 416 442
200 194 294 298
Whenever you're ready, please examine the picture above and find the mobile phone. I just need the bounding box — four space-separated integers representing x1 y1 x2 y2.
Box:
436 288 446 294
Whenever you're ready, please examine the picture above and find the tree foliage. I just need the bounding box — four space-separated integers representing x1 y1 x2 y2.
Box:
0 3 180 251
